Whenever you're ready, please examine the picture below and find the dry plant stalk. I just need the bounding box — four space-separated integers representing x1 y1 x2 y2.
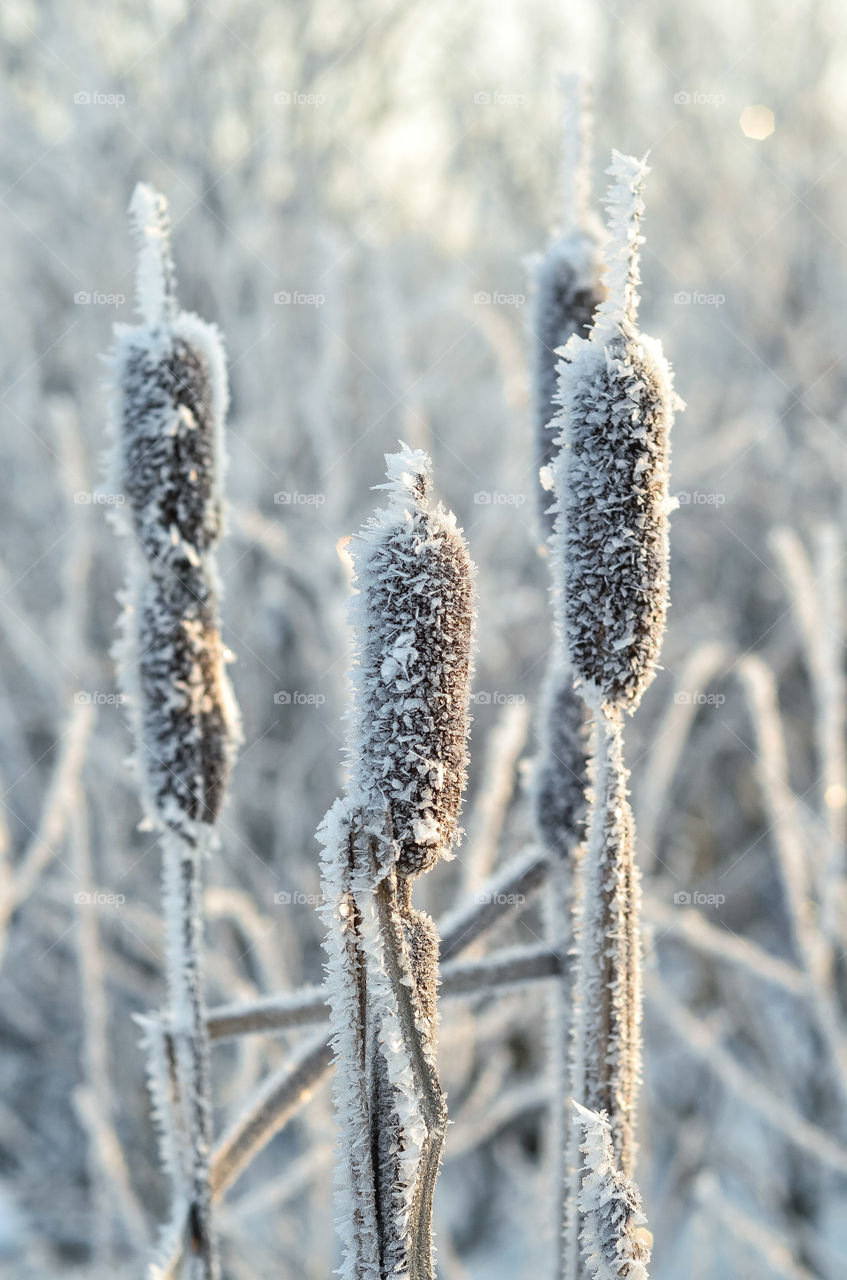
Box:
320 446 475 1280
107 184 240 1280
551 152 681 1280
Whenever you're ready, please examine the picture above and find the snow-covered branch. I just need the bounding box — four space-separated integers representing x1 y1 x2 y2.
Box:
206 944 564 1041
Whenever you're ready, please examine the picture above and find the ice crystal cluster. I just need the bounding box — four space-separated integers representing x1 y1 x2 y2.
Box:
533 75 605 537
573 1104 651 1280
110 183 240 838
348 446 475 875
552 151 681 711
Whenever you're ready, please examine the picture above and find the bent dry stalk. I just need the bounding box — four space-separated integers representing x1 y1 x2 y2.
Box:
552 151 682 1280
107 183 240 1279
320 445 475 1280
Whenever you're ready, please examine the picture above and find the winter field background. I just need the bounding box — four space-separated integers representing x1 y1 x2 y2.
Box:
1 0 847 1276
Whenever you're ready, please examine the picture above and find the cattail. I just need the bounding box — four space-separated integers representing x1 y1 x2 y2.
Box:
533 75 605 538
112 187 238 837
321 448 474 1280
533 81 600 1275
552 151 681 712
555 155 679 1280
348 445 475 877
108 183 240 1279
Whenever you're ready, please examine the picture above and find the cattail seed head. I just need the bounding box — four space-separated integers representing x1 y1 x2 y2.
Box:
534 239 605 537
116 325 227 573
110 184 240 840
349 445 475 878
532 657 591 856
134 575 237 829
552 152 682 711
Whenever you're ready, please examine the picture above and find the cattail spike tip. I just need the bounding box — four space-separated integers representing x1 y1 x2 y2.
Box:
129 182 178 329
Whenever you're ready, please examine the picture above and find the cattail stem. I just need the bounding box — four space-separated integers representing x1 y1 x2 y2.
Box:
532 656 589 1280
108 183 240 1280
564 708 643 1280
162 834 217 1279
371 856 447 1280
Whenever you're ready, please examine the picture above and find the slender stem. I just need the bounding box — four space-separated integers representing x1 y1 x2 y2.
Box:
163 835 218 1280
372 865 447 1280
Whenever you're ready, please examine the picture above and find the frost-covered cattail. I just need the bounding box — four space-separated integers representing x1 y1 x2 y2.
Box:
112 186 239 837
107 184 240 1280
320 448 473 1280
555 155 677 1280
348 446 475 877
533 75 605 538
573 1104 651 1280
552 151 681 712
532 82 601 1273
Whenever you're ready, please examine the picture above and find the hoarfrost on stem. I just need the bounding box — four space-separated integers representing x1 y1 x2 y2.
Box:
573 1102 651 1280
